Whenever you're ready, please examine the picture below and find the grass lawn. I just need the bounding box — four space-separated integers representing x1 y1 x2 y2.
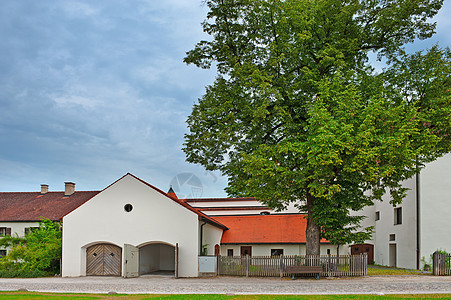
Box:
367 265 431 276
1 293 451 299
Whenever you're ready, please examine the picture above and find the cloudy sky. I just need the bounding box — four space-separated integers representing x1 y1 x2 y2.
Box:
1 1 450 197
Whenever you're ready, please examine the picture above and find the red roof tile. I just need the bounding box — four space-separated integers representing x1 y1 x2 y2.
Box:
0 191 100 221
213 214 329 244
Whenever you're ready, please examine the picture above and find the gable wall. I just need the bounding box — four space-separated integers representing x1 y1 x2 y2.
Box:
62 174 199 277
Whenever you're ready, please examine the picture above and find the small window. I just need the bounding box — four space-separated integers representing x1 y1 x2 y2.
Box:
227 249 234 256
260 211 270 215
389 234 395 241
327 249 331 255
394 207 402 225
375 211 380 221
271 249 283 256
0 227 11 236
124 204 133 212
24 227 38 235
0 250 6 257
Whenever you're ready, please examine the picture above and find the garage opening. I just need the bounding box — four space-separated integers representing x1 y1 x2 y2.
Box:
86 243 122 276
139 243 175 275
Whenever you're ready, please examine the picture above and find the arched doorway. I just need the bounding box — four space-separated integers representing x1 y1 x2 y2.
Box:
86 243 122 276
139 243 175 275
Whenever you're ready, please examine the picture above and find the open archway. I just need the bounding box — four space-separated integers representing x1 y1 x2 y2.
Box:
138 242 175 275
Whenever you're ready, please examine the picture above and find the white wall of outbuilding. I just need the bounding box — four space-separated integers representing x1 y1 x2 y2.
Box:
62 174 201 277
220 244 348 256
419 154 451 266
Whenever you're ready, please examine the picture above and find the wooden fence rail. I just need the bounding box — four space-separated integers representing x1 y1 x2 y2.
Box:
218 254 367 278
433 251 451 276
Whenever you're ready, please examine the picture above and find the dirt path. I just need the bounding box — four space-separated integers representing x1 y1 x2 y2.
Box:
0 275 450 295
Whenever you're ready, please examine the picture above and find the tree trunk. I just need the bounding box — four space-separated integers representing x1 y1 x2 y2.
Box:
306 191 321 256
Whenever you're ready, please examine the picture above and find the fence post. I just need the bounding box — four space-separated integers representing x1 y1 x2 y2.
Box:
246 255 250 277
363 253 367 276
328 254 331 277
433 251 438 276
448 253 451 276
279 255 283 278
216 255 220 276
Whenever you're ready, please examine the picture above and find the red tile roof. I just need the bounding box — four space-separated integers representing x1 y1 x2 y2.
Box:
0 191 100 221
212 214 329 244
0 173 228 230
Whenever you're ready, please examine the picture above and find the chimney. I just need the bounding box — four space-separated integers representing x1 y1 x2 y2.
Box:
64 182 75 196
41 184 49 194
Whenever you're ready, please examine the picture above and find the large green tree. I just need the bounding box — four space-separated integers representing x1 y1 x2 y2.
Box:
184 0 451 255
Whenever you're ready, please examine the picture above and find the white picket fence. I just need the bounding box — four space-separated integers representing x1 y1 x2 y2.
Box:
218 254 367 277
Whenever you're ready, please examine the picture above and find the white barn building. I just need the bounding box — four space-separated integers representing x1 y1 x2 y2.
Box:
61 173 225 277
355 153 451 269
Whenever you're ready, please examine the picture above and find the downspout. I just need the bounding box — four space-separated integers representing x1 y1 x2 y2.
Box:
200 218 207 256
416 167 421 270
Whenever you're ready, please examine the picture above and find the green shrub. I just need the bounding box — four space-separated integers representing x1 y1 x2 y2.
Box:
0 268 50 278
0 219 61 277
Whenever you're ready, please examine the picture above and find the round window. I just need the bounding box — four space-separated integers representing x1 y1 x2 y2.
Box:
124 204 133 212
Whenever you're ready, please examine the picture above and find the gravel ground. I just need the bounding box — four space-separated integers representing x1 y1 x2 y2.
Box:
0 275 451 295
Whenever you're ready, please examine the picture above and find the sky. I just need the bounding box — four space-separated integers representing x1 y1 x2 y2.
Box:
0 0 450 197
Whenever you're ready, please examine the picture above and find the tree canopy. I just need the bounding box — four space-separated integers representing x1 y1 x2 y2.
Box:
184 0 451 254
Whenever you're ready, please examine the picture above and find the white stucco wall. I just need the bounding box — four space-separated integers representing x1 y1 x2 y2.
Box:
371 178 417 269
0 222 40 255
62 174 201 277
354 153 451 269
0 221 40 237
351 204 376 245
220 244 347 256
188 200 302 215
420 153 451 266
201 223 223 256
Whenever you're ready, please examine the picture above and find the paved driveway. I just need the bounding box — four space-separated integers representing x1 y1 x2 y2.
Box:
0 275 451 295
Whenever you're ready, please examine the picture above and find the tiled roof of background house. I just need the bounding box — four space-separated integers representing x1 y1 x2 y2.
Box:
213 214 329 244
0 191 100 221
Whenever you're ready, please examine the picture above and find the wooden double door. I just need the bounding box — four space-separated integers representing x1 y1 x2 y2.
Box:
351 243 374 265
86 244 122 276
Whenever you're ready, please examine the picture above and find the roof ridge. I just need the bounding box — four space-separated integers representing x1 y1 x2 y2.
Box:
0 190 101 194
120 173 228 230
